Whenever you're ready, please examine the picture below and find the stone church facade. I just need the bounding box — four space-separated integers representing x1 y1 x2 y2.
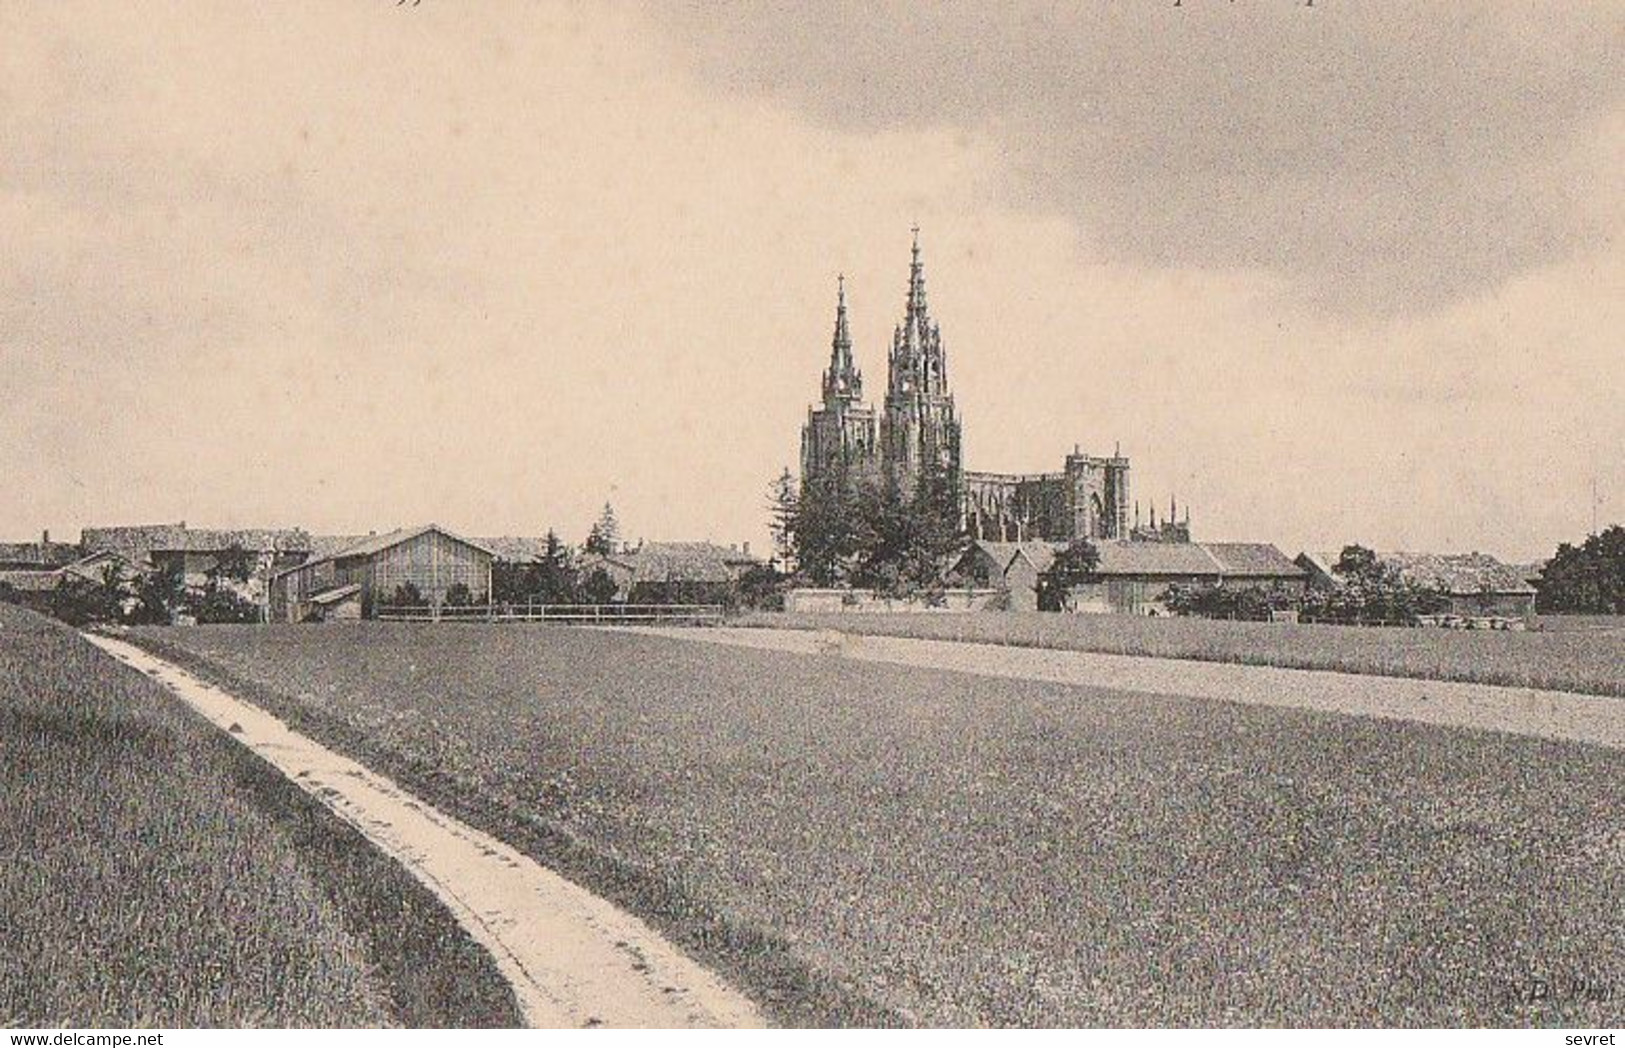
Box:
800 232 1133 543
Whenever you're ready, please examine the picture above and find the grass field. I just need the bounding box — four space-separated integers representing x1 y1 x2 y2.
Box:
737 611 1625 697
134 623 1625 1027
0 605 521 1027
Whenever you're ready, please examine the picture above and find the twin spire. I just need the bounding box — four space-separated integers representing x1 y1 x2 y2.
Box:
822 227 949 408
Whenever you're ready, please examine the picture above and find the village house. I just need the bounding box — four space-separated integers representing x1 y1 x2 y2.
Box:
81 523 313 602
957 539 1306 614
1295 550 1537 620
268 525 494 623
0 531 82 571
577 541 761 605
0 531 138 599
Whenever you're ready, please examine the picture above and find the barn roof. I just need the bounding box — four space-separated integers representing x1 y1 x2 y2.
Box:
1375 552 1537 596
1095 542 1225 575
1301 550 1537 596
333 525 495 560
975 539 1302 580
1202 543 1306 578
273 525 494 579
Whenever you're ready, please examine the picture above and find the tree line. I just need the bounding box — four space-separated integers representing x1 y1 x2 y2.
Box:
768 456 966 603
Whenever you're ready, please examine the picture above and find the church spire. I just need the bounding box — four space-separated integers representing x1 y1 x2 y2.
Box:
905 224 928 334
822 274 861 404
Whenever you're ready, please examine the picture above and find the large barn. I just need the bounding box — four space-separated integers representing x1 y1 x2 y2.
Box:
268 525 494 622
1295 550 1537 619
957 539 1306 614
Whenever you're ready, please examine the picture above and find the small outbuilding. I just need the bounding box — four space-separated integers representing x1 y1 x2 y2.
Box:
268 525 494 622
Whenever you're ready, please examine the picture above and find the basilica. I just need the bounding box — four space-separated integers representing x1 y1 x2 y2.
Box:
799 232 1149 544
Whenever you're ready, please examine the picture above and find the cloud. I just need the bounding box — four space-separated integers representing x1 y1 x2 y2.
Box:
649 1 1625 316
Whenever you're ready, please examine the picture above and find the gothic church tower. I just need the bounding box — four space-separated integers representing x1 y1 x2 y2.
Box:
800 276 879 490
881 229 962 499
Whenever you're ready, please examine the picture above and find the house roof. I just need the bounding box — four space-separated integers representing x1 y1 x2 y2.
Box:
967 540 1049 572
309 534 370 559
633 542 756 584
83 524 312 562
59 550 136 583
579 541 760 586
1301 550 1537 596
1375 551 1537 596
0 569 61 592
1507 561 1548 587
478 536 551 563
0 541 81 568
1202 542 1307 578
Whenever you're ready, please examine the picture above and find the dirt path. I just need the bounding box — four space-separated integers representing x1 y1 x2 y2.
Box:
84 633 765 1030
631 626 1625 751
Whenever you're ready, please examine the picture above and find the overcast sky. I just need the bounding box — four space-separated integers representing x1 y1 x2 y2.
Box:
2 1 1619 560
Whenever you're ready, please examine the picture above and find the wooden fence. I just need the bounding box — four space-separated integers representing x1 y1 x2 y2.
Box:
373 602 725 626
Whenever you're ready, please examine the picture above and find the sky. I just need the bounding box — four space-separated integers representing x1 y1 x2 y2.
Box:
1 1 1620 561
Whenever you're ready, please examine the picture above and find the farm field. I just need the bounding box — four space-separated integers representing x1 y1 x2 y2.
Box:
740 611 1625 697
0 605 520 1027
135 623 1625 1027
1534 614 1625 633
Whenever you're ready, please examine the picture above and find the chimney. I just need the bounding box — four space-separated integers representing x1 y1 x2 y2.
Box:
42 529 49 547
742 541 751 557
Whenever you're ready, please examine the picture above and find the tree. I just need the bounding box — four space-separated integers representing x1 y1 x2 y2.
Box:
767 467 798 571
1039 538 1101 611
131 567 184 625
532 530 581 603
492 559 531 604
1300 544 1450 625
388 581 427 608
192 577 261 624
790 466 868 587
211 543 255 585
855 456 965 600
1538 525 1625 614
585 502 620 556
580 567 620 605
443 582 473 607
735 562 787 611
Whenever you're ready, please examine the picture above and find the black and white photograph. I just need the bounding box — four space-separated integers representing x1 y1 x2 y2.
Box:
1 0 1621 1036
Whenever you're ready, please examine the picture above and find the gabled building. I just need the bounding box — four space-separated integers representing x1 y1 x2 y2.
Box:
957 539 1305 614
268 525 494 622
0 532 81 571
577 541 761 604
1296 550 1536 619
81 522 312 589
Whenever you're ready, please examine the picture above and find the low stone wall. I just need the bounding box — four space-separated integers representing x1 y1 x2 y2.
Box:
785 587 1002 614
